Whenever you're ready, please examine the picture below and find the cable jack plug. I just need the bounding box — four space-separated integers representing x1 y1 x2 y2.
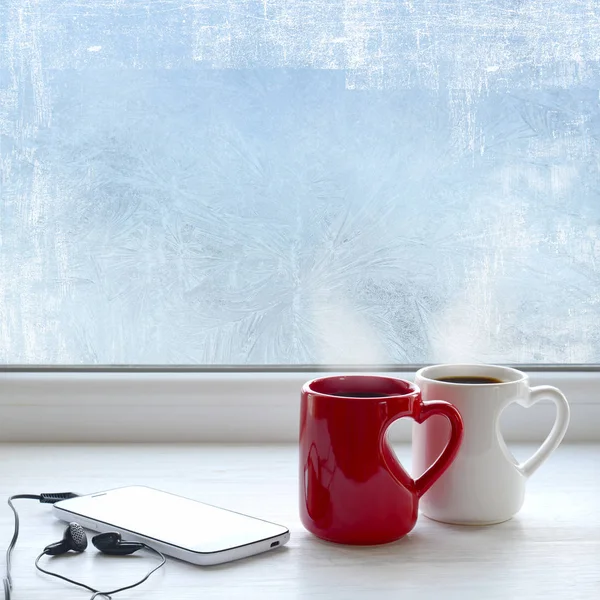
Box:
39 492 80 504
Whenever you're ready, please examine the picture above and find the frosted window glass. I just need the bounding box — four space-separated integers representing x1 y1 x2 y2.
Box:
1 0 599 365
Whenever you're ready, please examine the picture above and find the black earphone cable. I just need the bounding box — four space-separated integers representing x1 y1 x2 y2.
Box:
5 494 42 598
4 492 166 600
4 492 79 600
35 543 166 599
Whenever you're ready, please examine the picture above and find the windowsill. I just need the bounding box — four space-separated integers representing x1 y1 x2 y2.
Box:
0 370 598 442
2 442 598 599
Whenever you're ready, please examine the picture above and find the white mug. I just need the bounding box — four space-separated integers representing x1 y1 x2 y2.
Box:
412 364 570 525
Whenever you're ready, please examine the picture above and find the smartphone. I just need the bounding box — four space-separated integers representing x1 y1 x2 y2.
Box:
53 485 290 565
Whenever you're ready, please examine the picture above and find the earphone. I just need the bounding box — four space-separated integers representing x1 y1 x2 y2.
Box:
4 494 166 600
42 523 146 555
34 522 166 599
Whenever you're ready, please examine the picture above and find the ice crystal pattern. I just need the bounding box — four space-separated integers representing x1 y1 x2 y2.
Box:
1 0 599 364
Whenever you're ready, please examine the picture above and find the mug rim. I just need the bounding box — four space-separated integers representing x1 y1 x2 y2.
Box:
303 374 419 399
415 363 527 386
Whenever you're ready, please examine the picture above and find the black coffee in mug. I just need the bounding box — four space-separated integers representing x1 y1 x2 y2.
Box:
329 392 396 398
435 376 504 385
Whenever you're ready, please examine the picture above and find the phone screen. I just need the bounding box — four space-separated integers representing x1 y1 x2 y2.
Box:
56 486 288 553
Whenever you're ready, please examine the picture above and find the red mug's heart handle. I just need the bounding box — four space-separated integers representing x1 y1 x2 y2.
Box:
380 400 464 498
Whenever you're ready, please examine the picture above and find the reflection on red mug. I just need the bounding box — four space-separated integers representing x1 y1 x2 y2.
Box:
299 375 464 545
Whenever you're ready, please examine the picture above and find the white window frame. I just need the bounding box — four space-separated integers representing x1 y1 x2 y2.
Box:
0 368 597 442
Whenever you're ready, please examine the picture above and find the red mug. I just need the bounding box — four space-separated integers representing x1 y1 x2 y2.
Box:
300 375 464 545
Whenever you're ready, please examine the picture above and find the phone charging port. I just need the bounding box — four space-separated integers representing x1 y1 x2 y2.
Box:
270 541 280 548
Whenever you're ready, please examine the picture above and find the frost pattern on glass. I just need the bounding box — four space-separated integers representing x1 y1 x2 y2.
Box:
1 0 599 364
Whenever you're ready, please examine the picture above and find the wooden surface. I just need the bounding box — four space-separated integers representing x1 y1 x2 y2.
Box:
0 443 598 599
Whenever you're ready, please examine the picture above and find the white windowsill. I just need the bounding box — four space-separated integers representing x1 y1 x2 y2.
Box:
0 370 598 442
1 442 598 599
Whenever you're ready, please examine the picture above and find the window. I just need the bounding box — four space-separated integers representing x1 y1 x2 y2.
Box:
2 0 600 366
1 1 598 443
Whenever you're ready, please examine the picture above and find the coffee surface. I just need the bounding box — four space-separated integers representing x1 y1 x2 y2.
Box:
435 376 504 385
327 392 396 398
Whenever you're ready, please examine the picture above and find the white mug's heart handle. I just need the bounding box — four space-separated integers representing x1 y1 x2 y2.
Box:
517 386 570 478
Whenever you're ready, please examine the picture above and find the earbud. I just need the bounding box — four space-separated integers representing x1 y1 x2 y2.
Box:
92 532 145 555
35 523 165 598
43 523 88 555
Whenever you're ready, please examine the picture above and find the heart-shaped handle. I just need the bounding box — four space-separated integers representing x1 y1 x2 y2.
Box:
412 401 464 497
517 386 570 478
380 400 464 498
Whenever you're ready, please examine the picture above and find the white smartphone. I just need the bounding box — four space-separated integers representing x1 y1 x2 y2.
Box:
53 485 290 565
